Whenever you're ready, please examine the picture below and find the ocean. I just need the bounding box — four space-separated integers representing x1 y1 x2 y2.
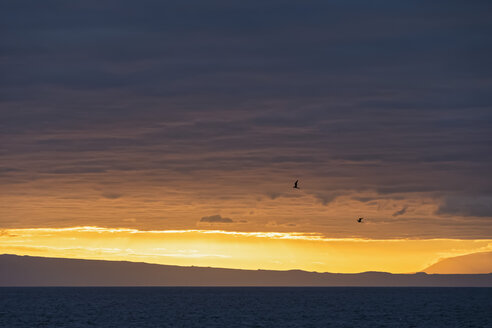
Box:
0 287 490 327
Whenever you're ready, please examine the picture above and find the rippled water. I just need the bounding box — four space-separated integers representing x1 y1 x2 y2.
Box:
0 287 490 327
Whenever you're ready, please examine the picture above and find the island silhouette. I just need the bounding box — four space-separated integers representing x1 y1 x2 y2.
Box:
1 254 490 287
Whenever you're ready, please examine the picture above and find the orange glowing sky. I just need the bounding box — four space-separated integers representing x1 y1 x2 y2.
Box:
1 1 492 274
1 227 491 273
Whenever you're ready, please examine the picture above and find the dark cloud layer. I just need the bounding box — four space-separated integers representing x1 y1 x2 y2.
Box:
437 196 492 218
1 1 491 237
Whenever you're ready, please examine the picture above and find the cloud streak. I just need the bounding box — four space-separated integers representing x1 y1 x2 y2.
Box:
200 215 234 223
392 207 408 217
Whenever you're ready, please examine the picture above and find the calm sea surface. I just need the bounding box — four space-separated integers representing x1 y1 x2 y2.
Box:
0 287 490 327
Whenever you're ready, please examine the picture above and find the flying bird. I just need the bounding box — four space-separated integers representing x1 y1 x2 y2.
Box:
293 180 300 189
357 217 364 223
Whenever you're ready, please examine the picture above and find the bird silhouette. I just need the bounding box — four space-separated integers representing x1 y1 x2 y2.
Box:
357 217 364 223
293 180 300 189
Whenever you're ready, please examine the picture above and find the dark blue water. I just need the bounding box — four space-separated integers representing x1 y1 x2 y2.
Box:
0 287 490 327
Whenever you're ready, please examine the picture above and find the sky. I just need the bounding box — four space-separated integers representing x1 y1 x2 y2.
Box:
1 1 492 273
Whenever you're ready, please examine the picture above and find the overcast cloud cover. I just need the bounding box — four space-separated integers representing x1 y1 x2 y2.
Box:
1 1 491 238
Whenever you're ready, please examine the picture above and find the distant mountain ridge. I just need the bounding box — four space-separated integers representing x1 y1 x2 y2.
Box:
424 251 492 274
1 254 491 287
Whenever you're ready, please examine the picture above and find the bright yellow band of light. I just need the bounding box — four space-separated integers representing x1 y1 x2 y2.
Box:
1 226 491 273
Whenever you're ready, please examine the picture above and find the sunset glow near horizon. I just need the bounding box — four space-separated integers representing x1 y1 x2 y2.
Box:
1 226 491 273
1 2 491 275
